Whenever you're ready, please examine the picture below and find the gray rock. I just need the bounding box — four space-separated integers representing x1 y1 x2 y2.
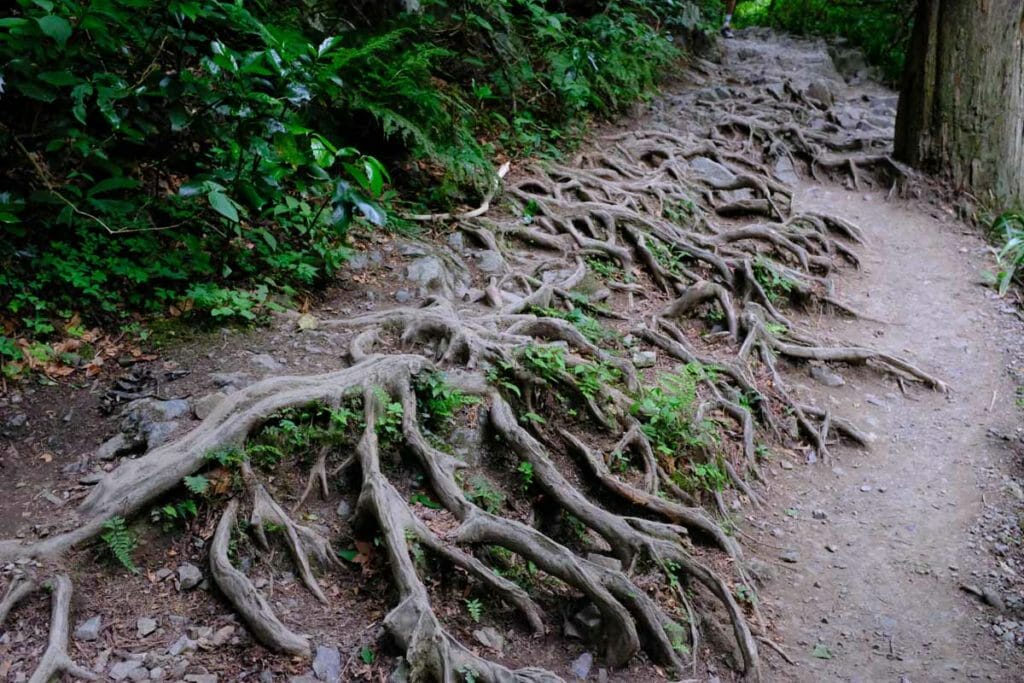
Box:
472 626 506 653
689 156 736 187
137 617 158 637
312 645 342 683
184 676 218 683
447 232 465 252
250 353 283 371
859 484 873 492
765 82 787 101
805 80 834 107
96 433 131 461
128 667 150 682
210 371 252 389
6 413 27 428
779 550 799 563
809 364 845 387
335 499 352 519
570 652 593 680
75 615 102 641
168 634 197 656
149 668 166 681
812 509 828 520
143 421 179 449
128 397 191 422
572 604 603 641
405 256 447 291
394 290 412 304
476 250 505 274
745 557 775 584
772 155 799 185
290 677 320 683
259 671 275 683
110 661 143 681
193 392 227 420
178 563 203 590
212 625 235 646
631 351 657 369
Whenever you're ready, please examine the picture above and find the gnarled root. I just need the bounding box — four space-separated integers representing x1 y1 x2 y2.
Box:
27 574 98 683
209 499 312 656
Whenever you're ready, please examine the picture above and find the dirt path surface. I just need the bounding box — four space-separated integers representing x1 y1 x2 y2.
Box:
1 28 1023 683
724 33 1024 682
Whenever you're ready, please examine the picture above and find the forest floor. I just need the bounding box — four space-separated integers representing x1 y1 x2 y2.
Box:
1 28 1023 683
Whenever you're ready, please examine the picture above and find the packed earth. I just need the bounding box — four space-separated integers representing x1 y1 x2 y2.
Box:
1 29 1023 683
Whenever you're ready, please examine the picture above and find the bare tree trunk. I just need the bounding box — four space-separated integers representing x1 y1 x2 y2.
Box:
894 0 1024 206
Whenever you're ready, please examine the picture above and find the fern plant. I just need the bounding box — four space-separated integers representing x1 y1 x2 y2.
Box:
101 516 138 573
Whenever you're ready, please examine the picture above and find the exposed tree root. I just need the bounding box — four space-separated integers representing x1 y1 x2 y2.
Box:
28 575 98 683
0 37 945 682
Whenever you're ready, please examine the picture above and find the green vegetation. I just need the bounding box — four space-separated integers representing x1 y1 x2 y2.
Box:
736 0 912 81
989 210 1024 296
414 371 480 431
1 0 698 347
464 597 484 622
100 516 138 572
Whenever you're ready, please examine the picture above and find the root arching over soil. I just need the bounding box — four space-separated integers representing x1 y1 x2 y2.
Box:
0 34 944 683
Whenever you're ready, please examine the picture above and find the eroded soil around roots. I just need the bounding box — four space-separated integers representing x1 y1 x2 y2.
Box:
1 28 1022 683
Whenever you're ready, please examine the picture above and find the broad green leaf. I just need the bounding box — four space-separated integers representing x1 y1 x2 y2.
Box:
207 191 239 222
36 15 71 47
811 644 832 659
37 70 78 87
310 137 334 167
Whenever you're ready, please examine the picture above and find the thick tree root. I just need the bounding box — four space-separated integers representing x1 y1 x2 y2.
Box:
27 575 98 683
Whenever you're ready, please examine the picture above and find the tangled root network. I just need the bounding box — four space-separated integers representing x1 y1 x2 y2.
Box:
0 36 942 683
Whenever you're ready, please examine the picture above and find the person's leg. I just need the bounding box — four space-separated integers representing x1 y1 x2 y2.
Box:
722 0 738 37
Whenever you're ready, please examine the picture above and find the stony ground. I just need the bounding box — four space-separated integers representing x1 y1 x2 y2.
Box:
1 28 1023 683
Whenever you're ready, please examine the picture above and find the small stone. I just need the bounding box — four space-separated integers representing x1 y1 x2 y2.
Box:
212 625 235 646
178 563 203 590
75 615 102 641
296 313 318 331
193 392 227 420
250 353 283 371
137 617 158 637
983 587 1006 611
312 645 342 683
110 661 143 681
573 604 603 640
809 365 845 387
168 635 197 656
150 668 166 681
631 351 657 368
335 499 352 519
860 485 872 492
394 290 412 304
779 550 799 563
472 626 506 653
780 461 794 470
570 652 593 680
184 676 218 683
259 671 275 683
812 509 828 520
825 544 838 553
128 667 150 682
96 433 130 461
6 413 27 428
210 372 252 389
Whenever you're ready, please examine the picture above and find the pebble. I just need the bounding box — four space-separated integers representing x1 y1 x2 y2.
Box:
75 615 102 641
779 550 799 563
631 350 657 368
312 645 342 683
812 509 828 520
570 652 593 680
137 617 158 637
178 563 203 590
859 485 872 492
109 660 143 681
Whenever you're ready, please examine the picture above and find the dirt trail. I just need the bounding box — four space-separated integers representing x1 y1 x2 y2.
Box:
722 33 1024 682
1 28 1023 683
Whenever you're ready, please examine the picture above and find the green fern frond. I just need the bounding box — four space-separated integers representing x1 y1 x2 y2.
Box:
101 516 138 573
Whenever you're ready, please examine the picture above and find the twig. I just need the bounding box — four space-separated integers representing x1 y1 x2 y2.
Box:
757 635 796 665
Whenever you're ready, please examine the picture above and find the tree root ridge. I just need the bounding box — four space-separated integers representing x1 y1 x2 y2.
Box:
0 40 949 683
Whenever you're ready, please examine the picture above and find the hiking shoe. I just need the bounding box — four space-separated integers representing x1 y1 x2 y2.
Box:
721 26 735 39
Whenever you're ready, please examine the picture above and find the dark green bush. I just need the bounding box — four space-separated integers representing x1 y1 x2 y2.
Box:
0 0 699 343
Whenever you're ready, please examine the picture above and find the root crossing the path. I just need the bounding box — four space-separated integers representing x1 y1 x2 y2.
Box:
0 29 976 683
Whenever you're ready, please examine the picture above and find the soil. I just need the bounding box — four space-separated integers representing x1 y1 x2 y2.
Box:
1 27 1023 683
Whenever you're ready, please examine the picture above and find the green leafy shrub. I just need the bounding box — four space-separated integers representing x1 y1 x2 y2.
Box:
991 210 1024 295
